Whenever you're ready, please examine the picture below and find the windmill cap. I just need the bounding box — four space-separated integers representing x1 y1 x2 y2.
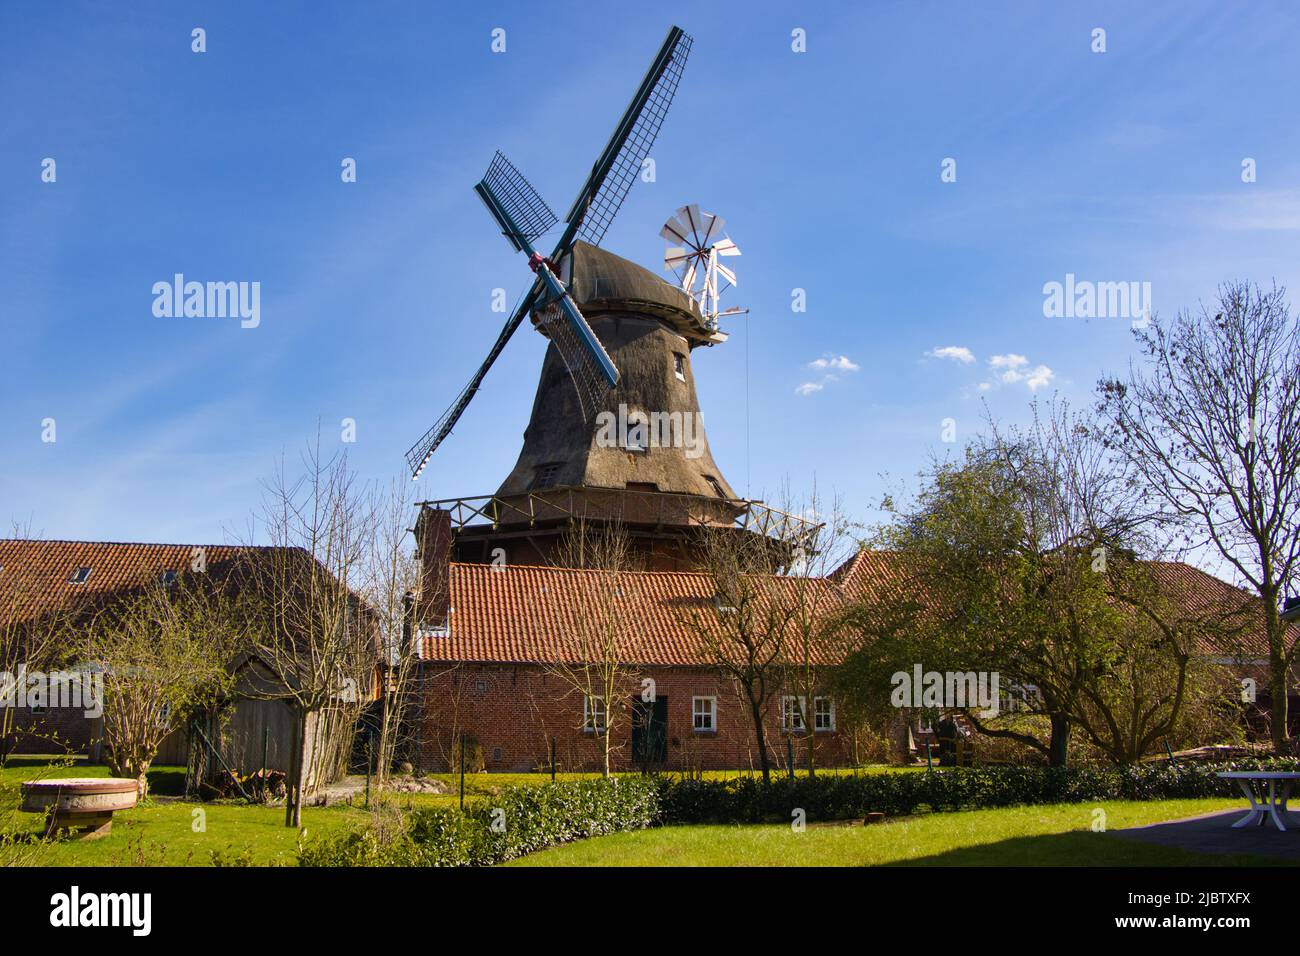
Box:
548 241 726 345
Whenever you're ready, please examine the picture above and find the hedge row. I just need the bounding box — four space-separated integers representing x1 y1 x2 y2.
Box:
298 776 660 867
655 758 1300 824
300 758 1300 865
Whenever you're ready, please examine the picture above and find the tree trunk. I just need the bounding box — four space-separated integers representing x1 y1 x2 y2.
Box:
1265 599 1291 754
284 708 307 828
748 695 771 785
1048 713 1071 767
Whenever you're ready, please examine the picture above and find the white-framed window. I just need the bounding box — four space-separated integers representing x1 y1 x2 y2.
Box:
583 695 607 734
692 696 716 732
814 696 835 732
781 696 806 732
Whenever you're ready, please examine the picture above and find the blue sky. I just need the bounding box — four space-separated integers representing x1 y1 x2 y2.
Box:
3 1 1299 566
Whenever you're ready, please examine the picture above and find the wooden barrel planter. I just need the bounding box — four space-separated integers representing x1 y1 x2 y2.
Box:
20 778 139 839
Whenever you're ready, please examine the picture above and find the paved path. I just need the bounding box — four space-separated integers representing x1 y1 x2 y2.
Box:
1114 809 1300 862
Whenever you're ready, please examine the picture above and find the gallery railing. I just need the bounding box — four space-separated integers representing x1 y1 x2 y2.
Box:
417 487 819 543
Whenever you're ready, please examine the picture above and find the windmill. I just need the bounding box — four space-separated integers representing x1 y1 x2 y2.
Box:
661 204 745 328
405 26 694 480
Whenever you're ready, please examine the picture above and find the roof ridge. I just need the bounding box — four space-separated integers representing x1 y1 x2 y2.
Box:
449 561 717 579
0 539 280 551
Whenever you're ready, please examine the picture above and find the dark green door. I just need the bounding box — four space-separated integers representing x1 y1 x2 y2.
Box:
631 695 668 768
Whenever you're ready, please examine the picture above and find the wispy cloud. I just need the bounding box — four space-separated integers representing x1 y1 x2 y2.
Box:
796 353 859 396
809 354 860 372
985 353 1054 391
926 345 975 364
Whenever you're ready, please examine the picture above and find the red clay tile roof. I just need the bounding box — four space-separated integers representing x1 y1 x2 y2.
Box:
421 552 1285 667
0 539 271 624
424 563 760 665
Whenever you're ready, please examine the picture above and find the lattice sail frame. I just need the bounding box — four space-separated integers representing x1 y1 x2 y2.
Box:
537 301 610 422
478 152 558 251
575 31 692 247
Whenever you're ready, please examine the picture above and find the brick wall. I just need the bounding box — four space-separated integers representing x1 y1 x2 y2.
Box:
411 661 856 773
4 706 98 756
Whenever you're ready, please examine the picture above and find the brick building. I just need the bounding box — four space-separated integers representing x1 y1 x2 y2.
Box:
411 560 865 773
409 536 1295 772
0 538 378 790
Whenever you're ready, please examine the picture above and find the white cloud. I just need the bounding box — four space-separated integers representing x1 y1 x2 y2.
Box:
926 345 975 364
809 354 860 372
797 353 859 396
1025 364 1055 391
989 353 1028 370
979 354 1054 393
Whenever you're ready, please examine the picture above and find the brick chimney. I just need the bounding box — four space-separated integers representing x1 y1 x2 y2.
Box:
415 506 453 632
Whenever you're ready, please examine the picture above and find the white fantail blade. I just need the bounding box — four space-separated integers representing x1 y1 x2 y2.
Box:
699 214 725 246
716 262 738 287
713 237 741 256
660 217 691 244
664 246 691 268
681 203 705 245
681 258 699 293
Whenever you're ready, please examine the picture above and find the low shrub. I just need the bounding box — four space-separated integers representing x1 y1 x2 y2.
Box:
299 775 660 867
654 758 1300 824
299 758 1298 865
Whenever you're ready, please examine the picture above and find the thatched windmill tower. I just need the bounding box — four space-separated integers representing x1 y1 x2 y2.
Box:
406 27 807 571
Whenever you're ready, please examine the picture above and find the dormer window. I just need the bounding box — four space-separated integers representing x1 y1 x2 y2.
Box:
69 567 92 585
530 462 562 490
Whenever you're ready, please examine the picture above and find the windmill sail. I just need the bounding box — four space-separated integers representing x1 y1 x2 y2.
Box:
405 25 693 478
564 26 693 249
405 285 542 478
477 152 558 252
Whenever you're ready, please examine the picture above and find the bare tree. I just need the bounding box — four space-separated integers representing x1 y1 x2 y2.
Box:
1098 282 1300 752
0 526 70 763
85 580 244 796
362 478 424 794
680 525 795 785
542 521 644 777
241 442 379 827
777 484 854 776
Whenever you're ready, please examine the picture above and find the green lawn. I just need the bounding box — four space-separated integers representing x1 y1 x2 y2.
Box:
509 799 1286 867
6 759 1266 867
0 758 369 866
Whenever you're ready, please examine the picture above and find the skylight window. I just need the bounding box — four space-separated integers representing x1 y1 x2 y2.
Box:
69 567 92 584
160 570 178 586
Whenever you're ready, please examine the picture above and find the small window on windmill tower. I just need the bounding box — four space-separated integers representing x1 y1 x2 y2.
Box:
704 475 727 499
530 462 563 490
674 353 686 382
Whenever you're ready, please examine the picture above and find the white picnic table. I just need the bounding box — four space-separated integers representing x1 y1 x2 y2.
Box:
1216 771 1300 831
